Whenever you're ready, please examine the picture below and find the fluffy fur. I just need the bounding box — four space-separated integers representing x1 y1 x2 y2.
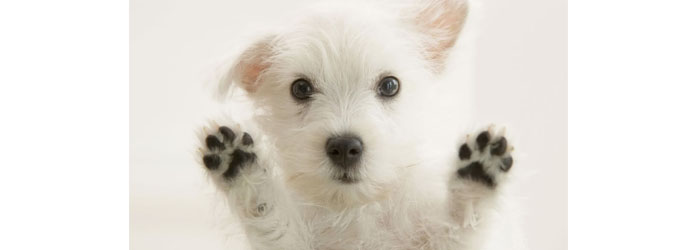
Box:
198 1 523 249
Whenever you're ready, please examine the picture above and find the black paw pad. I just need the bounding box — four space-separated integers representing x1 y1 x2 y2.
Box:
206 135 224 151
476 131 490 151
458 143 472 160
223 149 257 179
242 132 254 146
203 154 221 170
457 162 495 187
219 126 236 143
490 137 508 156
501 156 513 172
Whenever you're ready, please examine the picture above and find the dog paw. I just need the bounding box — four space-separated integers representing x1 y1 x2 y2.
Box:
456 125 514 188
200 125 258 181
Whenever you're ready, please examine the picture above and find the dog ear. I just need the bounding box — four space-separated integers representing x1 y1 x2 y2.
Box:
220 36 275 94
409 0 468 72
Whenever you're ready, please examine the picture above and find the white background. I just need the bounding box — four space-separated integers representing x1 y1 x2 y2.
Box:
130 0 566 249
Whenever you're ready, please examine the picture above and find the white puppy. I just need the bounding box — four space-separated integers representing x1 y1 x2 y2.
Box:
199 0 522 249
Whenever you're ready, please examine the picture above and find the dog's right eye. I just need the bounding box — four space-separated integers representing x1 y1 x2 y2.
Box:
291 79 314 100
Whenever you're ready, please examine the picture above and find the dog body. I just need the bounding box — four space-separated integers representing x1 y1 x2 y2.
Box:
199 1 521 249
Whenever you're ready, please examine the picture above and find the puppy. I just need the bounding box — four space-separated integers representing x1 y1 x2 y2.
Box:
198 0 521 249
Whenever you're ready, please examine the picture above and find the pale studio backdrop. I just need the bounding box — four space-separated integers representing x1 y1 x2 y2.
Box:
130 0 567 249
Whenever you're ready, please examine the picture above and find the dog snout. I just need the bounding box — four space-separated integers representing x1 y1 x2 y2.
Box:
325 135 363 169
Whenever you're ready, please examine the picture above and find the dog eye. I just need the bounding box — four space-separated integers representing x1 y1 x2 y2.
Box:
291 79 314 100
377 76 400 97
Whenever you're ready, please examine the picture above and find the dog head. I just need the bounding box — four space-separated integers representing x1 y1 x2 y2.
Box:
222 0 468 208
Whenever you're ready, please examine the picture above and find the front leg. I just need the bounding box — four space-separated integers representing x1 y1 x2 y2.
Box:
199 123 310 250
447 125 514 247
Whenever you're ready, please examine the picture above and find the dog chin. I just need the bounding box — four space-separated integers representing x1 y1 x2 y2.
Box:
330 174 396 208
326 185 385 209
313 177 389 209
286 162 394 208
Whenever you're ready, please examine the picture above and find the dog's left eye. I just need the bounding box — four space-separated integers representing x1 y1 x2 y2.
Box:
377 76 400 97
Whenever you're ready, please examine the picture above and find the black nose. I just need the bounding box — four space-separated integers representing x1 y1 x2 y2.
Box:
326 136 363 168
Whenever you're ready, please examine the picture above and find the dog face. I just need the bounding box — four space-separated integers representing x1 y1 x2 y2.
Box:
223 0 467 207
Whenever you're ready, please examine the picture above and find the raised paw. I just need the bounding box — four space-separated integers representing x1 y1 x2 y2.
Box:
456 126 514 188
200 125 257 181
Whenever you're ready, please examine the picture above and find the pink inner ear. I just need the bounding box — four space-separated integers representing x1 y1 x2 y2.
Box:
232 37 274 93
414 0 468 71
238 59 268 93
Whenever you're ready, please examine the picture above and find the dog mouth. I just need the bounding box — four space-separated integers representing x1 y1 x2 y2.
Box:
334 172 359 184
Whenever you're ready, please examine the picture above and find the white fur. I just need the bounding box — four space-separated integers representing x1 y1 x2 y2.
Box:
199 1 524 249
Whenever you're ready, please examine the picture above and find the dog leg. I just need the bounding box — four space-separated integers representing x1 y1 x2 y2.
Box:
199 124 310 250
446 125 515 249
